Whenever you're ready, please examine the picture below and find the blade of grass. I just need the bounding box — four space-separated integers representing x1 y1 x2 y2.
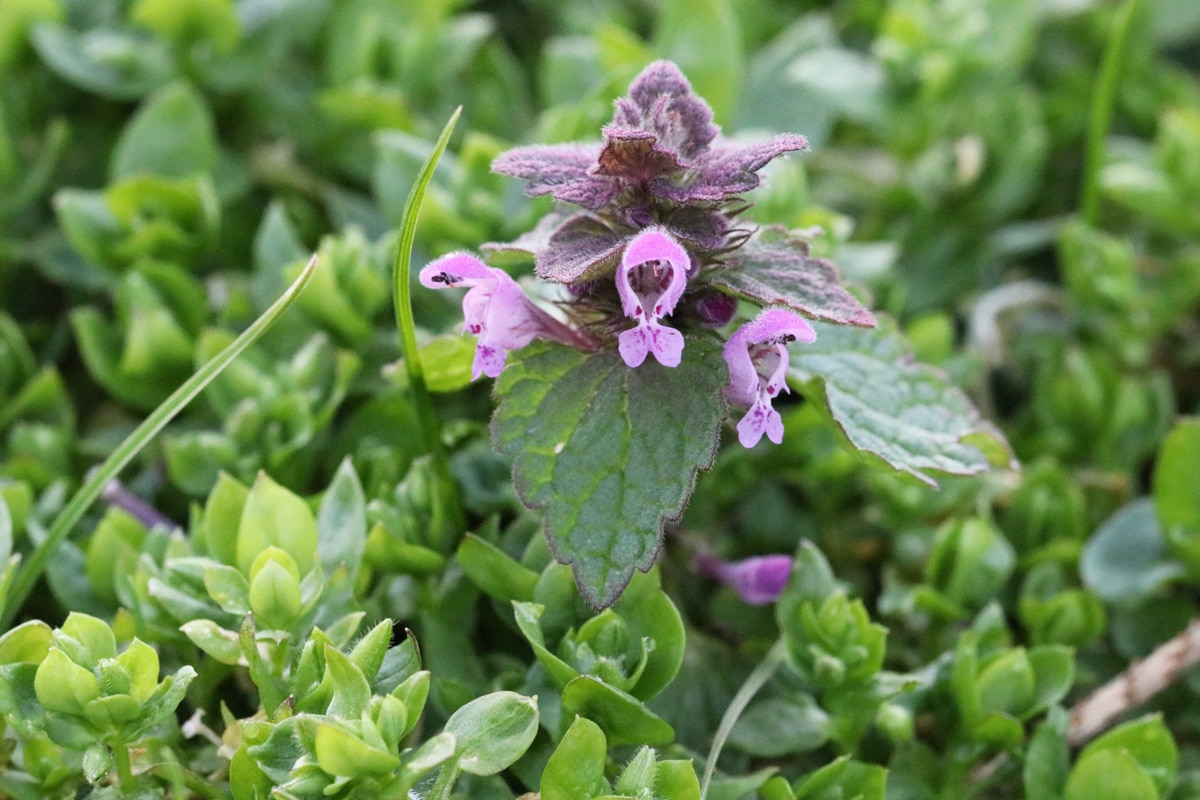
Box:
391 107 466 549
1081 0 1142 227
392 106 461 457
699 639 786 800
1 255 319 629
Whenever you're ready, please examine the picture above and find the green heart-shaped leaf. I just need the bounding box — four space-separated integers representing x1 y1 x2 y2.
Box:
493 339 726 607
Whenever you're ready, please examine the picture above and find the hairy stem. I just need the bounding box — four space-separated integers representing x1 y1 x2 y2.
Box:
426 759 461 800
111 740 136 789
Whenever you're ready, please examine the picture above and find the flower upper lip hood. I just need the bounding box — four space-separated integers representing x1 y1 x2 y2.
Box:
615 227 690 368
491 60 809 212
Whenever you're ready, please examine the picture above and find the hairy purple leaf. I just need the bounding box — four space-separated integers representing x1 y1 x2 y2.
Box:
706 228 876 327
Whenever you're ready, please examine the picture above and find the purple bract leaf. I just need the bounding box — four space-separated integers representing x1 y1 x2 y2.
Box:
707 227 877 327
662 206 731 252
613 60 718 163
535 213 629 284
652 133 809 203
595 127 687 183
491 143 618 210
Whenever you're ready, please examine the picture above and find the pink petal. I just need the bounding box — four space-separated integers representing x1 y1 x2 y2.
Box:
719 555 794 604
617 227 689 319
618 325 650 368
648 322 684 367
696 553 794 605
419 251 496 288
741 308 817 345
736 399 783 448
472 344 507 380
483 277 546 351
722 328 760 406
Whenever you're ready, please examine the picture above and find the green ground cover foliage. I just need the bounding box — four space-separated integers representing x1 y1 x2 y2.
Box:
1 0 1200 798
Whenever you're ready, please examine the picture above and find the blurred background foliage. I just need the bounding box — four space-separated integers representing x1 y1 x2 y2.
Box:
1 0 1200 798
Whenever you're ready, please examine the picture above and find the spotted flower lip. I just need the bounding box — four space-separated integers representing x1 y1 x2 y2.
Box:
616 227 689 368
419 252 562 380
695 553 793 605
723 308 817 447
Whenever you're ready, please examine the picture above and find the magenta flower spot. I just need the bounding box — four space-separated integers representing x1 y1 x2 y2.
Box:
419 252 553 380
723 308 816 447
616 227 689 368
696 553 793 605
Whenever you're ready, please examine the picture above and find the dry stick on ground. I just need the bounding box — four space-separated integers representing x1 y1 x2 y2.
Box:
971 617 1200 786
1067 616 1200 747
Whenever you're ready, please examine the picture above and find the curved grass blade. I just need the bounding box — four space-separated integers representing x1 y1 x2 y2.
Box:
700 640 786 800
390 107 465 549
1081 0 1141 226
1 255 320 628
392 106 461 458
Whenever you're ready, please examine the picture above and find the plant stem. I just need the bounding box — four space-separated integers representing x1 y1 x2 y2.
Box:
700 640 787 800
111 740 136 789
1 256 319 630
426 759 461 800
1080 0 1141 227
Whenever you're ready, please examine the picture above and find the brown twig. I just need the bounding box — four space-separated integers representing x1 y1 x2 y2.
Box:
970 617 1200 787
1067 617 1200 747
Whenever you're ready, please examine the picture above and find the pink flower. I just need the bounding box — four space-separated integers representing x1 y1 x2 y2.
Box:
616 228 689 368
696 553 793 605
419 252 558 380
723 309 816 447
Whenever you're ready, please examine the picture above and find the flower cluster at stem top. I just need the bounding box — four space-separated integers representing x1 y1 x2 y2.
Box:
421 60 838 448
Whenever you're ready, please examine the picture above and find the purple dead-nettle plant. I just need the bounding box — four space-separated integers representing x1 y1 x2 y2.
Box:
424 59 875 449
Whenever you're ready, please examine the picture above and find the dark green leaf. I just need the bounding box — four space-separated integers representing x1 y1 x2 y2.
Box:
112 83 219 180
789 317 1014 486
316 459 367 584
561 675 674 746
31 25 174 100
1081 499 1185 606
444 690 539 776
493 339 727 607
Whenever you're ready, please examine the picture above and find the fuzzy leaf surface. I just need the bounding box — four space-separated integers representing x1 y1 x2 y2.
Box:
493 340 726 607
789 317 1014 486
707 229 876 327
